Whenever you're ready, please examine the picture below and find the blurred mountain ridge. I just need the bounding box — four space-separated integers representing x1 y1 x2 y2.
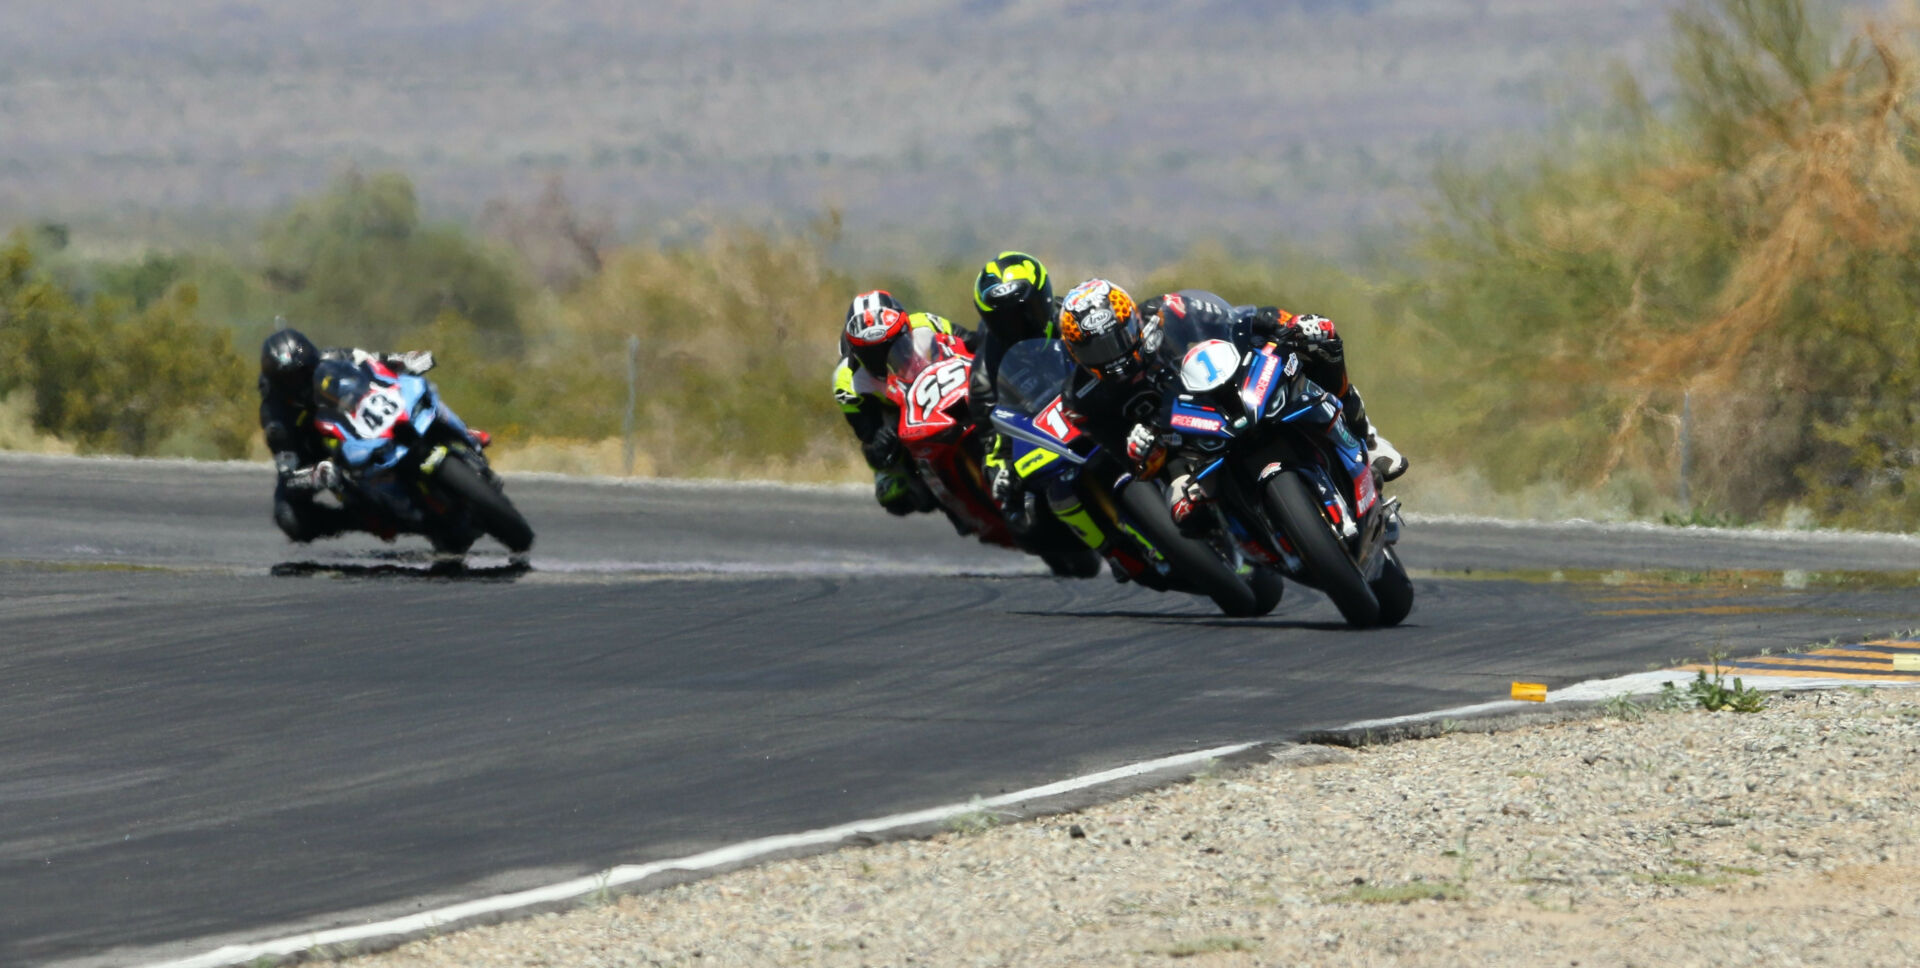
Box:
0 0 1776 261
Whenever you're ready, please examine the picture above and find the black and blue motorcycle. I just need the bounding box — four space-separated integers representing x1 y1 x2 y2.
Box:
311 357 534 556
990 338 1282 616
1151 308 1411 627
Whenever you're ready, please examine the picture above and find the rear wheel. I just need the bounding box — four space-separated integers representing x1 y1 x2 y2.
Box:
433 453 534 553
1016 491 1104 579
1039 545 1103 578
1370 545 1414 627
1263 471 1378 627
1114 480 1261 616
1246 565 1286 616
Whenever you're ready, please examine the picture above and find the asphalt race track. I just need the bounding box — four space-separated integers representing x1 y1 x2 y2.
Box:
4 453 1920 967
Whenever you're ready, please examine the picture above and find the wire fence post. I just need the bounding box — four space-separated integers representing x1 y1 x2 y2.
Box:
623 335 639 476
1678 389 1692 513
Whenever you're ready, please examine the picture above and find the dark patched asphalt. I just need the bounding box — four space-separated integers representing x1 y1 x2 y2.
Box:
3 454 1918 967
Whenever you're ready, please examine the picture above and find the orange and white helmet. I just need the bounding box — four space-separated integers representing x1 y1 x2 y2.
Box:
1058 279 1160 381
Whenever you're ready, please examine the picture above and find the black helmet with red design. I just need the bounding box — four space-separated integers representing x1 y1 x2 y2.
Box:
1058 279 1161 382
842 289 909 374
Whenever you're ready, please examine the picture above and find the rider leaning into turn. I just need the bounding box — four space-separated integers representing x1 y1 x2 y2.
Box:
830 290 968 518
966 251 1062 515
1053 279 1407 529
258 326 474 543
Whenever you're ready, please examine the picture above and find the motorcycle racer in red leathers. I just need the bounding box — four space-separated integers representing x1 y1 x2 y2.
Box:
830 290 966 517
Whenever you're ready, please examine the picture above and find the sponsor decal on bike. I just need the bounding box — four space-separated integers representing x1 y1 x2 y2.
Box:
1258 461 1286 482
1162 292 1186 317
1355 463 1378 517
1169 411 1225 433
1241 350 1278 415
1015 447 1061 477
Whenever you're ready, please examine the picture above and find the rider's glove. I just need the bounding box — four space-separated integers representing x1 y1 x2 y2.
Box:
1293 314 1336 342
1125 423 1160 465
988 459 1017 511
861 425 901 470
307 460 342 492
393 350 436 374
1168 473 1213 528
1288 315 1342 364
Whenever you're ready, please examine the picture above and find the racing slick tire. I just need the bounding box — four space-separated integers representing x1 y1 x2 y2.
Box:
1263 471 1379 627
1114 479 1263 617
1369 545 1414 628
434 453 535 554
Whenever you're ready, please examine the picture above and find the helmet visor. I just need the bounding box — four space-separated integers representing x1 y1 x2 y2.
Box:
853 342 891 376
1070 325 1136 369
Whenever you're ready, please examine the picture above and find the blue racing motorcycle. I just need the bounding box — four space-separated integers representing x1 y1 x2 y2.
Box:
1152 304 1411 627
990 338 1282 616
311 358 533 555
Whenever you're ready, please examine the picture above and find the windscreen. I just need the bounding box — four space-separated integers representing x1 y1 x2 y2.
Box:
1155 294 1246 366
312 359 370 414
994 338 1076 415
885 327 944 386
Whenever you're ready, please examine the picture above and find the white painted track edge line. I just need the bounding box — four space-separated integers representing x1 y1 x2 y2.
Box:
132 664 1920 968
137 742 1253 968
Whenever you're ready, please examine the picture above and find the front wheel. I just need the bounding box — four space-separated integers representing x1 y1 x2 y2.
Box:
1370 545 1414 627
433 452 534 553
1263 471 1378 627
1114 480 1262 616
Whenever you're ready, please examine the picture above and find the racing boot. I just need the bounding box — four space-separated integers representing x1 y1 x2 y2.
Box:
274 491 352 543
1342 388 1408 482
875 467 920 517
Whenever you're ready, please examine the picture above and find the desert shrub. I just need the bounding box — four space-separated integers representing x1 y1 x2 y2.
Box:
261 169 527 351
0 234 253 457
1413 0 1920 525
541 220 859 475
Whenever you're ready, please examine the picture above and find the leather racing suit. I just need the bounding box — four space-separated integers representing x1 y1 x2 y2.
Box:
831 312 964 516
261 348 435 542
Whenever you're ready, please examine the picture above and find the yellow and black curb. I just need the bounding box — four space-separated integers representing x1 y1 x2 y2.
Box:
1677 638 1920 683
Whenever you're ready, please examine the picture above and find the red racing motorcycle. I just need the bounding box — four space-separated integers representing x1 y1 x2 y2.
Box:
884 329 1101 577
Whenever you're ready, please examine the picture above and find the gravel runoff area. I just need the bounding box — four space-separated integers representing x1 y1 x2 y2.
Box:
345 687 1920 968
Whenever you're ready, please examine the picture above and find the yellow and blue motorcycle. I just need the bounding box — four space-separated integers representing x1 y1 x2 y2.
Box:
989 339 1282 616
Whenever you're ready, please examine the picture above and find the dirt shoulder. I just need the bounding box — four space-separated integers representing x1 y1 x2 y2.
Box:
348 688 1920 967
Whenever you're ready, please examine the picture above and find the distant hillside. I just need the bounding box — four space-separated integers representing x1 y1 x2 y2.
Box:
0 0 1855 262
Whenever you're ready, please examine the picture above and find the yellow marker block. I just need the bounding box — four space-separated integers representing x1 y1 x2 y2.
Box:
1893 655 1920 672
1511 682 1547 702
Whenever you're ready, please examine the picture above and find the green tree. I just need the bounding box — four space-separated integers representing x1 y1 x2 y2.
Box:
0 234 253 457
261 169 526 350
